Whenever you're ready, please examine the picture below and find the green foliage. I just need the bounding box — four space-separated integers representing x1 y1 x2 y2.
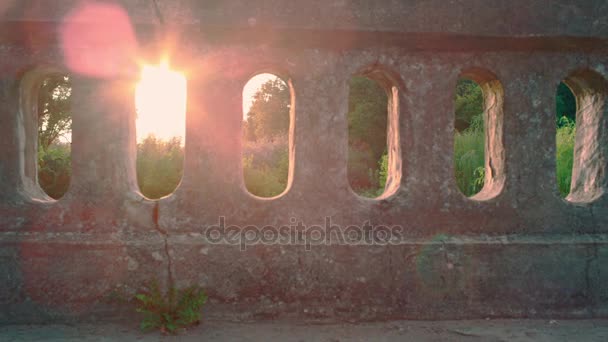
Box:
453 116 576 197
348 142 379 193
36 74 72 199
135 281 207 334
38 75 72 151
556 82 576 124
242 136 289 197
346 77 389 196
348 77 388 161
556 117 576 197
38 143 71 199
454 125 486 196
136 135 184 199
243 154 287 197
453 79 486 196
554 82 576 197
377 153 389 193
473 166 485 192
241 78 291 197
34 73 580 201
246 78 290 141
356 151 390 198
453 80 487 196
455 79 484 132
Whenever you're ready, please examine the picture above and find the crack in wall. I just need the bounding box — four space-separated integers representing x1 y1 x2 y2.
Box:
153 202 174 291
152 0 165 26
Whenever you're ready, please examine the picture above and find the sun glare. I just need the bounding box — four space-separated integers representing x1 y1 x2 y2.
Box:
135 61 187 142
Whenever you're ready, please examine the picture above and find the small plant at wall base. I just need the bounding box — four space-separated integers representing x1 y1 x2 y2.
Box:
135 281 207 334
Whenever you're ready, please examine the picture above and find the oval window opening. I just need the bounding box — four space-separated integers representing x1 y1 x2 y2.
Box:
559 70 608 203
347 76 392 198
454 69 505 200
454 78 485 197
242 73 291 198
37 74 72 200
555 81 577 198
135 62 186 199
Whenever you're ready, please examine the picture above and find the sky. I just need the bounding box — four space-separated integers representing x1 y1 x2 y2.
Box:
242 73 277 119
135 71 276 141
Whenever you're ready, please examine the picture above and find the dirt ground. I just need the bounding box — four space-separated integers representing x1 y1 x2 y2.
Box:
1 319 608 341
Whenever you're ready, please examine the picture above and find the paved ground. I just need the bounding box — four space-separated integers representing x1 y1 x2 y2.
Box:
1 319 607 341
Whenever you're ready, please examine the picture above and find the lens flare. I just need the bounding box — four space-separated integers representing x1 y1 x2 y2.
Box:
60 1 137 78
135 61 187 142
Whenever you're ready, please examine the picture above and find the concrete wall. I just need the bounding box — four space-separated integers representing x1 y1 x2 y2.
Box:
1 0 608 323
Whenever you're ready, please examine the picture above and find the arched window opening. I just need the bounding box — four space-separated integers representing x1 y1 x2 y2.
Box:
242 73 292 198
37 74 72 199
454 69 505 200
555 82 577 198
347 70 401 199
454 78 485 197
559 70 608 203
135 62 186 199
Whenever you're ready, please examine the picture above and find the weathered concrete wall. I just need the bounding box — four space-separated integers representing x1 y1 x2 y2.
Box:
3 0 608 37
1 0 608 323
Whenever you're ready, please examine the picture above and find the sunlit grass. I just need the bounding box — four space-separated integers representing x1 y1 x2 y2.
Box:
454 128 485 196
556 119 576 197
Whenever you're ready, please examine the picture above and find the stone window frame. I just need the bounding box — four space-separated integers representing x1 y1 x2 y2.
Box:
560 69 608 203
18 66 72 201
457 67 505 201
240 71 296 200
349 65 403 200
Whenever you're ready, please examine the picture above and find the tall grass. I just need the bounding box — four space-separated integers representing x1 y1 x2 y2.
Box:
136 135 184 199
556 117 576 197
454 128 485 196
242 135 289 197
452 118 576 197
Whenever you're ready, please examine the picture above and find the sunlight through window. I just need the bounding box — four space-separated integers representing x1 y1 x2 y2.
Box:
135 61 187 142
134 61 186 199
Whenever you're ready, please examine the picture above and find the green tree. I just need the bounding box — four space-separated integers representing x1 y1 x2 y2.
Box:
454 79 483 132
37 75 72 199
242 118 258 142
242 78 290 197
34 72 580 201
245 78 290 141
38 75 72 151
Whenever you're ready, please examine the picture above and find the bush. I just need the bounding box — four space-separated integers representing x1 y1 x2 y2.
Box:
242 135 289 197
347 142 379 194
38 143 71 199
243 155 287 197
135 281 207 334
